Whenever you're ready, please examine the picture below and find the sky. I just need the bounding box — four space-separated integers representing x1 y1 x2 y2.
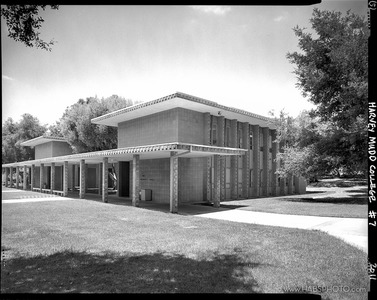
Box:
1 1 368 127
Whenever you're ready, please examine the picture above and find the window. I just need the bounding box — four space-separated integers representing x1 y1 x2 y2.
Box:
249 134 253 150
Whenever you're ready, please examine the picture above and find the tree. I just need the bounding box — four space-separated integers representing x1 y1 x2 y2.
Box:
271 109 367 182
58 95 134 190
2 113 47 164
2 118 18 164
287 9 368 130
1 5 59 51
281 8 368 180
59 95 134 153
47 121 63 137
270 110 319 182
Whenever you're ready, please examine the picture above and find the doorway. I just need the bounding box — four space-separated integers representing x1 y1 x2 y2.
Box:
119 161 130 197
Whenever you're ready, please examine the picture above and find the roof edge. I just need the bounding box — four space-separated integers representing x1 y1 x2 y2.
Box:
91 92 274 126
20 135 67 147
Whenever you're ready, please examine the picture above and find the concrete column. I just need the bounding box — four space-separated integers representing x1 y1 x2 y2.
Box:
218 116 226 201
63 161 68 196
204 113 211 145
206 157 211 202
262 127 269 196
31 165 35 190
230 119 238 199
220 156 226 201
252 125 260 197
15 166 19 189
9 167 13 188
79 160 86 199
71 165 75 191
279 141 286 196
287 174 294 194
40 164 44 192
50 163 55 193
294 176 300 194
204 112 211 202
85 163 89 193
242 122 250 199
115 162 119 197
213 155 221 208
280 176 286 196
23 165 28 190
132 155 139 207
98 163 102 195
295 176 307 194
217 116 225 147
170 152 178 213
4 168 9 187
271 130 278 196
102 158 108 202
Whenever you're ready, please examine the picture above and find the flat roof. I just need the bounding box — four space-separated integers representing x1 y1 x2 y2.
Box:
91 92 276 128
20 135 68 147
2 142 247 167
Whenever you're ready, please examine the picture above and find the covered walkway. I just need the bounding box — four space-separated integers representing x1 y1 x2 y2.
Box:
2 142 246 213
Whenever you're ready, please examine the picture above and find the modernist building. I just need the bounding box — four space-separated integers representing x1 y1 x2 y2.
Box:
2 92 306 212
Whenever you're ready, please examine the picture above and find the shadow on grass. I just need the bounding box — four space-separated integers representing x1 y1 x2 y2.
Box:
1 249 263 293
309 179 367 188
193 202 248 210
304 191 326 194
285 197 367 205
219 204 249 209
345 187 367 194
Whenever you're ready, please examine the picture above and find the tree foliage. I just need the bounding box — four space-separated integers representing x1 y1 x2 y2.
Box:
2 114 47 164
287 8 368 130
276 8 368 181
1 5 59 51
271 110 367 182
59 95 134 153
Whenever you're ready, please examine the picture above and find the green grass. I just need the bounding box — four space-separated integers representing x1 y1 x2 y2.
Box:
221 179 367 218
224 197 367 218
1 198 369 298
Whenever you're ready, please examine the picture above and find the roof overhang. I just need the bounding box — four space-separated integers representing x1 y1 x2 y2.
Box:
91 92 276 129
20 136 68 147
2 142 247 167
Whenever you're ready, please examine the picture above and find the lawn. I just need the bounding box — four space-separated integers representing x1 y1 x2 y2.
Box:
220 178 367 218
1 196 369 298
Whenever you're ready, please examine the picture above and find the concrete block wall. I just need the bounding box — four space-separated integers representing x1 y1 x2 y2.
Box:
87 166 97 188
129 156 207 204
34 166 40 188
55 166 63 191
178 157 206 202
118 107 206 148
116 108 306 202
118 109 179 147
51 142 72 157
35 143 53 160
35 141 72 159
139 158 170 203
177 108 205 145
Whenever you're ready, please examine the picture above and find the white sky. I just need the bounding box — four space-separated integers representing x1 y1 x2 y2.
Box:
1 2 367 126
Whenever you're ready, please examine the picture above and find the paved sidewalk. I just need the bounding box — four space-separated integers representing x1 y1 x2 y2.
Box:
195 209 368 253
2 187 72 203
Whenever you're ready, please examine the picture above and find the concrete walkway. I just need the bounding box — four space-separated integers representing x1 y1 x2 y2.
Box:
195 209 368 253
